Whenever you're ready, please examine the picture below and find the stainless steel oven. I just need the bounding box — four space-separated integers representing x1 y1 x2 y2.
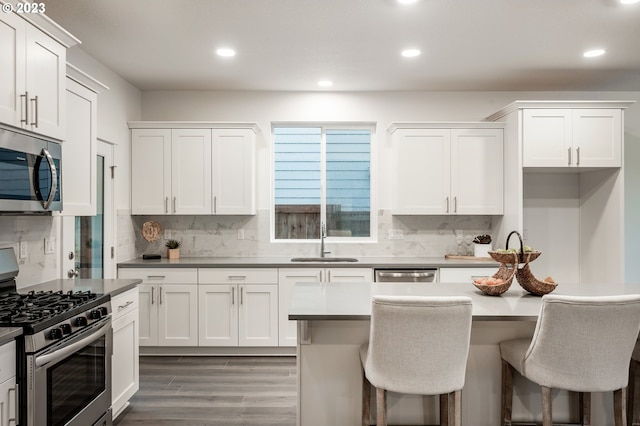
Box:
27 316 112 426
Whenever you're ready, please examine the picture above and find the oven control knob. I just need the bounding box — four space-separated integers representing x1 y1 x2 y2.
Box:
97 307 109 316
89 310 102 320
60 324 72 335
49 328 63 340
75 316 88 326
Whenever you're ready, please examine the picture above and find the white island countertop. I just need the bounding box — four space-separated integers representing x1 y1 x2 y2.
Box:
289 281 640 321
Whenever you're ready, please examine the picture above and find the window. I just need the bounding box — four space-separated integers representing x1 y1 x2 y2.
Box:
273 125 374 241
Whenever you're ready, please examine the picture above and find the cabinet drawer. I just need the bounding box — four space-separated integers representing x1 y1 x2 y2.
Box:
0 341 16 383
111 288 139 321
118 268 198 284
199 268 278 284
439 267 497 283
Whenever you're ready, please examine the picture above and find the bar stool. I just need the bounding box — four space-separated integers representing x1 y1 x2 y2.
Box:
500 294 640 426
360 295 473 426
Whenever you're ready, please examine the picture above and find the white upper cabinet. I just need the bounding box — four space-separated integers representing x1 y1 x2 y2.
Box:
0 12 68 140
212 128 255 215
391 123 504 215
130 122 258 215
523 108 622 168
62 76 98 216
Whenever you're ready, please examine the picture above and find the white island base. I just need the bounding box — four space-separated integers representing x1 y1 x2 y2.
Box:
290 282 637 426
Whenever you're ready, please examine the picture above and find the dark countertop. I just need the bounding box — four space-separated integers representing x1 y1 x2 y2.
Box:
118 256 498 269
20 278 141 298
0 327 22 346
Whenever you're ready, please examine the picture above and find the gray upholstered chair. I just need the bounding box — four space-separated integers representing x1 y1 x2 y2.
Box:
360 295 473 426
500 294 640 426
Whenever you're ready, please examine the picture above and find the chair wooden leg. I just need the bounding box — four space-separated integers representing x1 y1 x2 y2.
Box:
615 387 628 426
376 387 387 426
579 391 591 425
362 374 371 426
630 359 640 426
440 393 449 426
502 359 514 426
541 386 552 426
449 390 461 426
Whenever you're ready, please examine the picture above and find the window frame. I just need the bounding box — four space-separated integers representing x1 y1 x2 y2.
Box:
270 122 377 244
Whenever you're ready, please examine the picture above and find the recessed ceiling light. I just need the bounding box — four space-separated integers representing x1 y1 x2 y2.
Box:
583 49 605 58
397 0 419 4
401 49 421 58
216 48 236 57
317 80 333 87
620 0 640 4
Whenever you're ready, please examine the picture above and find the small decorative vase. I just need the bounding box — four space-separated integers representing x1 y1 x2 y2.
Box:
167 248 180 259
474 243 491 258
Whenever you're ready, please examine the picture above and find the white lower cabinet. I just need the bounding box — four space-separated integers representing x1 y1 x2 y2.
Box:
439 267 498 283
118 268 198 346
278 268 373 346
0 341 16 426
111 288 139 420
198 269 279 347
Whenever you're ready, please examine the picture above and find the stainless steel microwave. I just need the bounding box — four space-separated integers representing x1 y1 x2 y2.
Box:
0 126 62 214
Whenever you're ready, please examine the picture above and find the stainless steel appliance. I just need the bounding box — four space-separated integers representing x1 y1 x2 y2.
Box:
0 126 62 214
0 248 112 426
374 268 438 282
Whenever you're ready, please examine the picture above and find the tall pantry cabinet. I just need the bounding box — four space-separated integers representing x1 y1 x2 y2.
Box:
486 101 634 284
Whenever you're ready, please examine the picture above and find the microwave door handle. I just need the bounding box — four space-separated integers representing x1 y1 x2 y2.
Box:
35 320 110 368
40 148 58 210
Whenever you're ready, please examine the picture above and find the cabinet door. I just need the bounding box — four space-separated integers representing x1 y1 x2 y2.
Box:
327 268 373 282
239 284 278 346
131 129 171 214
212 128 255 215
393 129 450 214
62 78 97 216
171 129 212 214
198 284 238 346
451 129 503 214
158 284 198 346
522 109 572 167
111 307 139 419
278 269 322 347
572 109 622 167
0 12 25 127
137 284 158 346
24 24 65 140
0 378 16 426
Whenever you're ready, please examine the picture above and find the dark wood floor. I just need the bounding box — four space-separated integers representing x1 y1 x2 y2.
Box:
114 356 297 426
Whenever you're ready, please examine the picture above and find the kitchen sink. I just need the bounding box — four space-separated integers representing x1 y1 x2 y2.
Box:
291 257 359 262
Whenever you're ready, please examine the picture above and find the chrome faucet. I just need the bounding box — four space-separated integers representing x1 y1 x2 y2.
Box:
320 223 331 257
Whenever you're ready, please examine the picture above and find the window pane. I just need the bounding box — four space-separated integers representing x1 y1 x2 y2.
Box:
326 129 370 237
274 127 321 239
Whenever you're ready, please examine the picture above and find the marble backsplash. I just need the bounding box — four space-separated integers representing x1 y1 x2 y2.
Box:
130 209 493 258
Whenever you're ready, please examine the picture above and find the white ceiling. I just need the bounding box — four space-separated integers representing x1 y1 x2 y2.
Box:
42 0 640 92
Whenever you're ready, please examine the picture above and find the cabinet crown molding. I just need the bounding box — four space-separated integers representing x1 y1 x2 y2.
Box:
486 100 636 122
387 121 505 133
128 121 261 133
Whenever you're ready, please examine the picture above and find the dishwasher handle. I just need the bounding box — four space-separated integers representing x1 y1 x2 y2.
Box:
375 269 438 282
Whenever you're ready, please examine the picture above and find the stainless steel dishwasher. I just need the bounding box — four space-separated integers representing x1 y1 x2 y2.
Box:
374 268 438 282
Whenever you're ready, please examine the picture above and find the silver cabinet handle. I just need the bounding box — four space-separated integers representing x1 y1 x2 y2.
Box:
30 95 38 127
320 270 323 282
118 300 134 310
9 383 18 424
214 196 217 213
165 197 169 213
228 275 246 280
151 287 155 305
240 286 244 305
173 196 176 213
159 286 163 304
231 286 235 305
568 147 572 166
576 147 580 166
454 196 457 213
328 270 331 281
147 275 166 279
446 196 449 213
20 92 28 125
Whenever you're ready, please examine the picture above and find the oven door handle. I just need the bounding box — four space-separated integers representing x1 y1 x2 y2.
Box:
36 320 110 368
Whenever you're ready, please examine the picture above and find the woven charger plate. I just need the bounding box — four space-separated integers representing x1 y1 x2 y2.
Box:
142 221 162 242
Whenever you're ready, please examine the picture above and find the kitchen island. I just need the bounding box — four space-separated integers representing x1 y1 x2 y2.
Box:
289 281 640 426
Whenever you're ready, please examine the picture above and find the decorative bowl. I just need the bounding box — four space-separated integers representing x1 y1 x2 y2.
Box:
472 264 516 296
